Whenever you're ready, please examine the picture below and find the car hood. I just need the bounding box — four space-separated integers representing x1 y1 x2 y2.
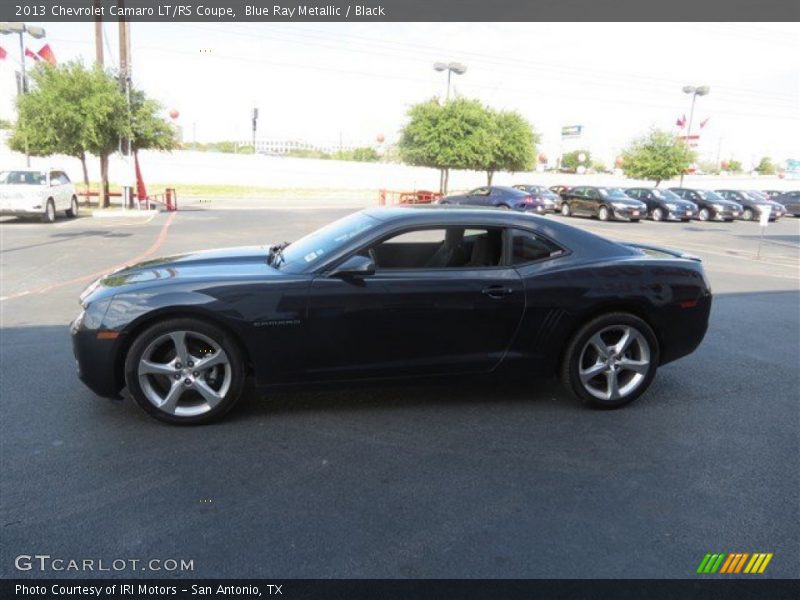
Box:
81 246 282 303
607 197 645 207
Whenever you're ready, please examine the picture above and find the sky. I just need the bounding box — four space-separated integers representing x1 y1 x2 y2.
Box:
1 22 798 168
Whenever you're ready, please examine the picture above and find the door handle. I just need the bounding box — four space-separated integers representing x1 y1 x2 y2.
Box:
481 285 514 298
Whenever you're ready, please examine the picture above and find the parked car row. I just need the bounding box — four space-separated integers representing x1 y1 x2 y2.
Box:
438 184 799 223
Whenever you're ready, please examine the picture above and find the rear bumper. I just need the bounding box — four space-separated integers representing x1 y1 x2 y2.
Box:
0 207 44 216
657 294 712 365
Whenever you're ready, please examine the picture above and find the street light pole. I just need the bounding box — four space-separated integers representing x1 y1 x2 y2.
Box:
433 61 467 102
1 22 46 166
679 85 710 186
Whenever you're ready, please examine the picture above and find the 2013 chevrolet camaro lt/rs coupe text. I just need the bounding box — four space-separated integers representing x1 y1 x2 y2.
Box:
72 207 712 424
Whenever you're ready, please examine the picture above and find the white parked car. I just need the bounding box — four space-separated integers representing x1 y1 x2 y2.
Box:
0 169 79 223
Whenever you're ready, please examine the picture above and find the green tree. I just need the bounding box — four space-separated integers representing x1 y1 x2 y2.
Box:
129 87 178 154
399 98 493 193
481 109 538 185
755 156 776 175
723 158 743 173
8 61 129 206
620 129 695 186
561 150 591 172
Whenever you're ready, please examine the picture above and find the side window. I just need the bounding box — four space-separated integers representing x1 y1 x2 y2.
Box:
510 229 564 265
49 171 60 185
57 172 71 184
627 189 639 199
586 189 599 199
370 227 503 270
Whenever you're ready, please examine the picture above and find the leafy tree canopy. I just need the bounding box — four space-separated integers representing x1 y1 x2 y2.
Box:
621 129 696 186
561 149 591 172
755 156 775 175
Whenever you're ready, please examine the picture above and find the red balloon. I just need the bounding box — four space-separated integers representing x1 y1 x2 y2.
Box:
538 153 548 163
169 109 180 120
615 156 624 167
376 133 385 143
721 160 730 170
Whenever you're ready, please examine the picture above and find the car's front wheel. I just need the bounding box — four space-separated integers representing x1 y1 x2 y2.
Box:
651 207 664 221
561 313 660 409
598 206 610 221
698 207 710 221
66 196 79 218
124 318 246 424
742 208 754 221
42 199 56 223
561 202 571 217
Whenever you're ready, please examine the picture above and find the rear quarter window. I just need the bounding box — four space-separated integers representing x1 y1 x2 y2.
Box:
511 229 565 265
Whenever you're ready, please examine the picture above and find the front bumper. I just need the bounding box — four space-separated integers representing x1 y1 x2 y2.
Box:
0 207 44 216
71 315 124 399
667 207 695 220
713 207 740 220
611 206 644 220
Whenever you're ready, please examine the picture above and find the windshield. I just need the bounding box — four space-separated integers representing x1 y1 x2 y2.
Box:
602 188 629 199
275 212 379 272
0 171 45 185
651 189 681 201
697 190 725 202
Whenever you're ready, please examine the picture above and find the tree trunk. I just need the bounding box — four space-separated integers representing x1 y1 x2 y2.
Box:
487 171 494 186
100 153 110 208
654 179 661 188
80 152 89 187
438 168 445 194
443 168 450 195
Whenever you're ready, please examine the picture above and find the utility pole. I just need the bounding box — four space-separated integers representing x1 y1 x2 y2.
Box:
94 0 104 66
118 4 133 209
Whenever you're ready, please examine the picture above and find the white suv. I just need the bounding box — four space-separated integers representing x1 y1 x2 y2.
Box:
0 169 79 223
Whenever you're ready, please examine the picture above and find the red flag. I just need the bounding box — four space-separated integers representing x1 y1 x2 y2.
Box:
699 117 710 129
0 46 7 60
676 115 686 128
37 44 56 66
25 48 40 61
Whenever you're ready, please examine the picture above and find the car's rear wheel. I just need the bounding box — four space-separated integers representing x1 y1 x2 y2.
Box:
124 318 246 424
561 313 659 409
742 208 754 221
561 202 571 217
651 207 664 221
698 208 710 221
598 206 610 221
66 196 79 218
42 199 56 223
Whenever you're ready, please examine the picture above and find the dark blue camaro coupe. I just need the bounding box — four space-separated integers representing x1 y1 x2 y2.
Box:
73 207 712 424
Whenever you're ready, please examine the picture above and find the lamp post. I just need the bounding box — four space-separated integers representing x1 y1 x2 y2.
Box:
1 22 46 167
679 85 710 185
433 61 467 101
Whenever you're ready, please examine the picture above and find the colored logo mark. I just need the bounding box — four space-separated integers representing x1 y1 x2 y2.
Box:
696 553 773 574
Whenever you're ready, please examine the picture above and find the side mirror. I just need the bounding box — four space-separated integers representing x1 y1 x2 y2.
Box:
329 255 375 279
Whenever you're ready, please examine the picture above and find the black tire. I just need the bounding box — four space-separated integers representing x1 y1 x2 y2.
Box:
598 205 610 221
561 202 571 217
742 208 754 221
698 207 710 221
124 317 247 425
651 207 664 221
42 199 56 223
561 312 660 409
66 196 79 218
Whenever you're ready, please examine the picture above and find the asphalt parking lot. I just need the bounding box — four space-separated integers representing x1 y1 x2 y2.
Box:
1 206 798 578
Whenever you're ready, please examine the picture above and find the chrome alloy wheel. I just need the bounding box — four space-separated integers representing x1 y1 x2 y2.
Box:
577 325 651 402
137 330 231 417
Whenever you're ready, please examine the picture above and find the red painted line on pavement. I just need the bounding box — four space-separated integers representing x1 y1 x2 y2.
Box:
0 212 177 302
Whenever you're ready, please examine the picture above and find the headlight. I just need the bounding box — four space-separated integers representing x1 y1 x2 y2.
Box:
712 204 725 210
666 203 678 210
611 202 628 209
